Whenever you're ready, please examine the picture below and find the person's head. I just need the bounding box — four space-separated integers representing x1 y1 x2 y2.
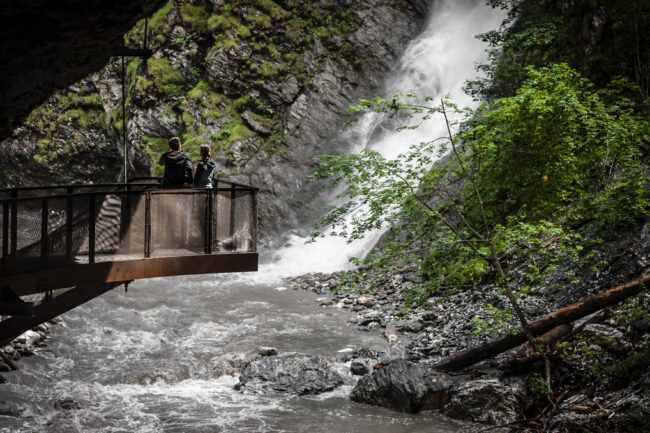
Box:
199 143 211 159
169 136 181 151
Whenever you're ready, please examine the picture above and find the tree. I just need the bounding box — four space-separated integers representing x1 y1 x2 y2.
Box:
310 64 650 384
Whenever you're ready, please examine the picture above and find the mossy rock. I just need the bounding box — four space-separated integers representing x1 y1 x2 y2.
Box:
146 58 186 97
604 346 650 389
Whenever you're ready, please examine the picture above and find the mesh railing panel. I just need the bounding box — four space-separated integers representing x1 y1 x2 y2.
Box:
46 198 68 257
118 192 146 256
231 190 255 253
93 194 123 254
214 189 256 253
15 200 42 256
0 185 257 275
150 192 207 255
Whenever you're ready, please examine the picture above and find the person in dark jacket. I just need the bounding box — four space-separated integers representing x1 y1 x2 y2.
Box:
193 143 217 188
158 137 193 188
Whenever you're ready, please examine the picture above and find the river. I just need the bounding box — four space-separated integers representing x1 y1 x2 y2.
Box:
0 1 504 431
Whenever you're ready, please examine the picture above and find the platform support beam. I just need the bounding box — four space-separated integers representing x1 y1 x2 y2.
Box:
0 282 123 346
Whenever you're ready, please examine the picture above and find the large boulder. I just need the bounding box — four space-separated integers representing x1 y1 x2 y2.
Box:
235 353 344 395
443 378 525 425
350 360 453 413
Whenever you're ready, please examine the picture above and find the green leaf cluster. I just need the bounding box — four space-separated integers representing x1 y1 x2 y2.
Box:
311 64 650 306
462 63 650 228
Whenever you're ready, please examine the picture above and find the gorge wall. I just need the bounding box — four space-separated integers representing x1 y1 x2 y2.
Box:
0 0 430 242
0 0 168 138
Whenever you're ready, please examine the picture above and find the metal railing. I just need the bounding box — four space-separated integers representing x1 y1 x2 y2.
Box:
0 179 258 277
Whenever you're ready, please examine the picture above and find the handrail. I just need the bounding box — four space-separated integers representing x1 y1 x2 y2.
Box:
0 178 258 196
0 182 160 197
128 176 162 184
0 186 257 204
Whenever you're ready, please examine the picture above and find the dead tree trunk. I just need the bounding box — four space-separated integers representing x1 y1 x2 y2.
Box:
433 273 650 372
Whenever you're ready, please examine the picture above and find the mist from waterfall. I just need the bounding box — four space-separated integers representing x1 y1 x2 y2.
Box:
249 0 505 284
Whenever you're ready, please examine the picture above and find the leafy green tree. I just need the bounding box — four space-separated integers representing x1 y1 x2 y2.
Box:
472 0 650 101
463 63 650 227
311 64 650 386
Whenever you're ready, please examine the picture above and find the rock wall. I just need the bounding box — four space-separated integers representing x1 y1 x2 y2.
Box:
0 0 168 139
1 0 429 242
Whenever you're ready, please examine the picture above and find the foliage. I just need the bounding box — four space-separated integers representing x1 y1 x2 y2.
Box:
142 136 169 176
603 346 650 389
471 0 650 101
125 0 174 48
146 58 186 97
212 118 256 151
311 64 650 308
179 4 209 33
462 63 650 227
470 304 515 335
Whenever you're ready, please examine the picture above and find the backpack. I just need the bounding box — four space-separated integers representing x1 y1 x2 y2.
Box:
161 151 193 188
194 158 217 188
183 159 194 185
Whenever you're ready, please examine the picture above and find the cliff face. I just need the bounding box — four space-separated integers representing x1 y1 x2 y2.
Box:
1 0 429 241
0 0 168 139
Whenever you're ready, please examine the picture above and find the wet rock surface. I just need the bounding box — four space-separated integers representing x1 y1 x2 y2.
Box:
2 319 58 368
52 398 81 411
236 353 345 395
443 378 525 425
350 360 370 376
126 361 191 385
351 360 453 413
0 0 167 137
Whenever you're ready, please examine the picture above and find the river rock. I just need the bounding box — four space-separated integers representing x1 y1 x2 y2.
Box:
127 362 191 385
16 330 41 346
0 400 21 417
236 353 344 395
350 360 370 376
0 374 6 383
259 346 278 356
443 378 525 425
53 398 81 410
357 295 373 307
377 342 407 363
583 323 630 353
350 359 453 413
210 353 248 378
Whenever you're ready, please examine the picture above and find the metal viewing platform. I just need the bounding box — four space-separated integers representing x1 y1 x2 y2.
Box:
0 177 258 344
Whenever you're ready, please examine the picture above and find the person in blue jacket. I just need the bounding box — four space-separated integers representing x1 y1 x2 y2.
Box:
193 143 217 188
158 137 193 188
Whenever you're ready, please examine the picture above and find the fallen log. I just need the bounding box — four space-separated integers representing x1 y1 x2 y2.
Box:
498 324 573 371
433 273 650 372
561 308 610 341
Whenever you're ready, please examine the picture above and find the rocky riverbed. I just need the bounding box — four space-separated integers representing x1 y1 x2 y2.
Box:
0 319 60 380
276 225 650 431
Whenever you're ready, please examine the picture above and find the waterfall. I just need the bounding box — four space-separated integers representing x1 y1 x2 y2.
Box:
247 0 505 284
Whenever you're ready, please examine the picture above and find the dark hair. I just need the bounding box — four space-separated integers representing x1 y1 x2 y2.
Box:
199 143 211 159
169 136 181 151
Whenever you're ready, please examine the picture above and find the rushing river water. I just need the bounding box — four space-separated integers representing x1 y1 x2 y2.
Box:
1 1 504 431
1 275 478 432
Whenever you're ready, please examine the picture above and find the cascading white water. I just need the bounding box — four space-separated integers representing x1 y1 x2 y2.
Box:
249 0 505 283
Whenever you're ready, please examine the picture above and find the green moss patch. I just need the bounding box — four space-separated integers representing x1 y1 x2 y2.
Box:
179 4 209 33
146 58 186 96
212 118 256 151
125 0 174 47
